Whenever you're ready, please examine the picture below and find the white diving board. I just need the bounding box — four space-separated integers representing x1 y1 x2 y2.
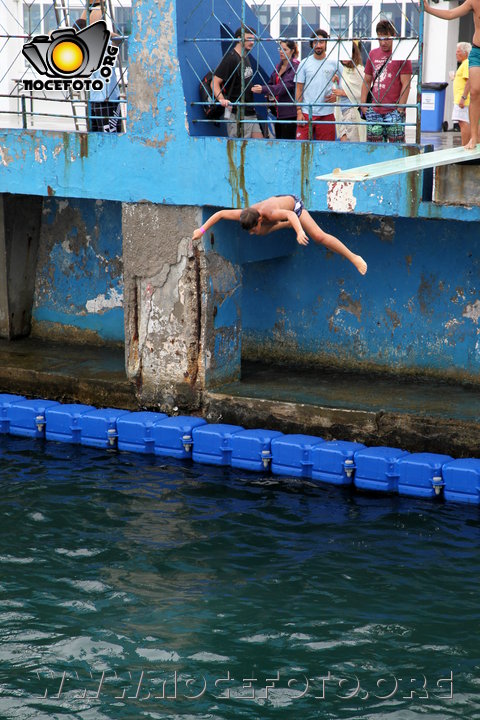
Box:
316 143 480 183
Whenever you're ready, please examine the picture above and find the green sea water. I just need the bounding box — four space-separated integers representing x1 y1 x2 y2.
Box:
1 435 479 719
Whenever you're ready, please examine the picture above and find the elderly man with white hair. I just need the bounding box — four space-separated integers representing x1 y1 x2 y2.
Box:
452 41 473 146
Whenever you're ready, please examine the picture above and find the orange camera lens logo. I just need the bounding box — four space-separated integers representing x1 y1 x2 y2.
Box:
51 40 84 74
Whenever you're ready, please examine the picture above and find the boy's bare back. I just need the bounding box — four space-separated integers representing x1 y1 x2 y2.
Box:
251 195 295 220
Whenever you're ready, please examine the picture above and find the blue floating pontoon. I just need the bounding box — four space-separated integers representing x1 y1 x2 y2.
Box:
231 428 283 472
8 398 61 439
117 411 168 454
0 392 478 506
78 408 131 449
152 415 208 459
354 446 410 493
311 440 366 486
45 403 95 444
443 458 480 505
271 434 325 478
0 394 26 434
192 423 245 466
397 452 453 499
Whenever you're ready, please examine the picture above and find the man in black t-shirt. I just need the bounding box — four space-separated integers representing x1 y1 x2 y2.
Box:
212 26 263 138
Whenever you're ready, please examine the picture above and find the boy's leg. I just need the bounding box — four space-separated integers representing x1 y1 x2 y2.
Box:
465 65 480 149
365 108 385 142
299 209 367 275
459 119 471 146
385 109 405 143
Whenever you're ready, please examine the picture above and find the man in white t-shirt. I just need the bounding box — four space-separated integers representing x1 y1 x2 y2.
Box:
295 29 339 141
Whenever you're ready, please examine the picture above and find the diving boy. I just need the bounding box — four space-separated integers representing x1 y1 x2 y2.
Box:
192 194 367 275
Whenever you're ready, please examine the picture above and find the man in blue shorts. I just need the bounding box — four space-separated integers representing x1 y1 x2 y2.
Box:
424 0 480 149
192 195 367 275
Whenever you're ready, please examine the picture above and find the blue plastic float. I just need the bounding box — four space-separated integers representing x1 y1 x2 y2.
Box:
354 446 410 493
397 452 453 498
192 423 245 466
0 393 478 505
152 415 207 459
45 403 95 444
117 411 168 454
443 459 480 505
77 407 131 449
271 434 325 478
311 440 366 486
8 398 61 439
231 428 283 472
0 393 26 433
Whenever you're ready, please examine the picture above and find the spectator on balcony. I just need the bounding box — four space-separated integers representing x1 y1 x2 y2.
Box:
332 40 366 142
424 0 479 150
360 20 412 143
295 29 339 141
212 26 263 139
452 42 472 146
76 3 122 133
251 40 300 140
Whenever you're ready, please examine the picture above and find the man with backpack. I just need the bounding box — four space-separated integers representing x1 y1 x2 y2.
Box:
211 26 263 138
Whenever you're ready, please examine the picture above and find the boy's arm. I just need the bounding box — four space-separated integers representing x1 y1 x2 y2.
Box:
398 73 412 112
424 0 473 20
267 209 309 246
268 220 291 232
192 209 242 240
212 75 230 107
460 80 471 107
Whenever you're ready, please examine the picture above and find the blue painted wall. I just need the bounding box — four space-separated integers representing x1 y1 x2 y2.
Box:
241 213 480 378
1 0 479 379
0 0 478 223
32 197 124 343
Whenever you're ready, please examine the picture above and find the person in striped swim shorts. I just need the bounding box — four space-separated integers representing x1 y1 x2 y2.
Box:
425 0 480 150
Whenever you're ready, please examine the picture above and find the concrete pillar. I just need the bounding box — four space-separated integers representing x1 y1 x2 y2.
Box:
0 194 42 339
122 203 242 412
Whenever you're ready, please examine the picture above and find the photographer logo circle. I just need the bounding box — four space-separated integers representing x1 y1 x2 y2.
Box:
50 40 85 74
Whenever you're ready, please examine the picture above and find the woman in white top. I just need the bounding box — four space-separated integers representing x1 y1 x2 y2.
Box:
333 41 366 142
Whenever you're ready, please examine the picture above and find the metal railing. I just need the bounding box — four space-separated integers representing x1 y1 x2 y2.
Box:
186 0 423 142
0 0 130 132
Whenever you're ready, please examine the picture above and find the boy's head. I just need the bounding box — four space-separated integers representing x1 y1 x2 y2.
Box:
376 19 397 54
376 19 397 37
239 207 261 232
234 25 256 52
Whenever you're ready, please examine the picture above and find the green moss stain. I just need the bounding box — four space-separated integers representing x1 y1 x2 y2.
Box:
226 140 249 208
80 133 89 159
227 140 241 208
239 142 249 207
300 142 314 206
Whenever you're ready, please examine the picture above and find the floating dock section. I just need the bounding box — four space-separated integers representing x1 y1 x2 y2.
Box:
1 393 479 506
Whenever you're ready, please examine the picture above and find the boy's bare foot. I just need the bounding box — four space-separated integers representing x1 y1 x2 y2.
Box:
353 255 367 275
464 138 479 150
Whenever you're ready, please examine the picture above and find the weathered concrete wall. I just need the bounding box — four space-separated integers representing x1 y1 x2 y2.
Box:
122 203 243 411
433 164 480 207
31 197 124 345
